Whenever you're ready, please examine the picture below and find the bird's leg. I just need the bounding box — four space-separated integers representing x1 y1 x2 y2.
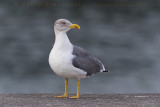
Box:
69 80 80 98
54 78 68 98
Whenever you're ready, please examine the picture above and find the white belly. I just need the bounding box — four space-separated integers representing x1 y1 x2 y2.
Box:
49 49 87 79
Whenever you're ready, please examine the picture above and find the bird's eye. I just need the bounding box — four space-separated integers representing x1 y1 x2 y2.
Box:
61 22 66 25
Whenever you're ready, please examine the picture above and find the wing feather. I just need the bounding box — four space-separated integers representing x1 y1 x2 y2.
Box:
72 46 106 76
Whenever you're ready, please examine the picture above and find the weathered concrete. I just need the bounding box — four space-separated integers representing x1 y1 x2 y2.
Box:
0 94 160 107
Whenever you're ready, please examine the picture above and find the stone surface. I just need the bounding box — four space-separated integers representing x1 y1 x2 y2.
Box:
0 94 160 107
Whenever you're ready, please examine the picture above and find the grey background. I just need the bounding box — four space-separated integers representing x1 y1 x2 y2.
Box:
0 0 160 94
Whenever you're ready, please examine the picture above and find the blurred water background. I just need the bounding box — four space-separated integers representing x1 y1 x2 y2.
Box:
0 0 160 94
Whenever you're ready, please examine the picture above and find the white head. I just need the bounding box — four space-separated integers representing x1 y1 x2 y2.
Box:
54 19 80 33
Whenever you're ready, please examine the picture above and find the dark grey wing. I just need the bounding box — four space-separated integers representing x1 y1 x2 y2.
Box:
72 46 108 76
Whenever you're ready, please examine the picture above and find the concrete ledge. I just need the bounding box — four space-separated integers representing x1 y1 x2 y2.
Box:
0 94 160 107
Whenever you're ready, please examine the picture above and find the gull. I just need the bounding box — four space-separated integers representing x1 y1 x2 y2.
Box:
49 19 109 98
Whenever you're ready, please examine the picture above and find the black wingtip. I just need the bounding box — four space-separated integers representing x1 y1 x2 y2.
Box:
104 69 109 72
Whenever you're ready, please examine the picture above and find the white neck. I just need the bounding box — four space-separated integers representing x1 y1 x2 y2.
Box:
53 30 72 51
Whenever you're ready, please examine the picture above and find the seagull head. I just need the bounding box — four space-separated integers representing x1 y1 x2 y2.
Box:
54 19 80 33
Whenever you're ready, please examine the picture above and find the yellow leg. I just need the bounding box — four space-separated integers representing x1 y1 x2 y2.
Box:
54 78 68 98
69 80 80 98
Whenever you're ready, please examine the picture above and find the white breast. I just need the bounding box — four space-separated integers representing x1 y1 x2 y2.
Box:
49 32 86 79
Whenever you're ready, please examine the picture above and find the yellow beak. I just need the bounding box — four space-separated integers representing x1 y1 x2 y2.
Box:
68 24 80 29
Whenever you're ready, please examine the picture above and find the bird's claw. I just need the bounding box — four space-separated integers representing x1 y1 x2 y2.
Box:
54 94 67 98
69 95 79 99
